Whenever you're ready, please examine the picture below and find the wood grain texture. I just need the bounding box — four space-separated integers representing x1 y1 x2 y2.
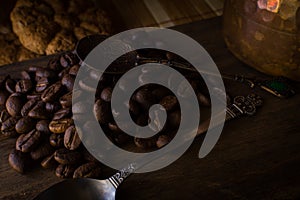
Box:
0 17 300 200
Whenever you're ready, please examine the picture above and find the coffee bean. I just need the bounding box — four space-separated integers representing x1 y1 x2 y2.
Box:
56 164 76 178
113 133 131 145
167 110 181 129
160 95 178 111
64 125 81 150
16 130 42 153
45 102 61 113
36 120 50 134
127 100 141 116
61 74 74 91
58 67 70 79
5 77 15 93
197 92 210 107
54 148 82 165
53 108 71 120
1 116 20 137
0 109 10 123
79 78 96 93
100 87 112 102
35 69 56 80
28 101 49 119
8 149 31 173
108 122 122 134
15 79 33 94
49 118 73 134
20 71 32 80
30 143 54 160
134 87 156 110
36 77 49 93
93 99 112 124
82 148 98 162
48 56 62 71
49 133 64 148
60 53 79 68
28 66 42 72
69 64 80 76
6 93 24 117
59 91 72 108
156 135 171 148
41 82 64 102
0 90 9 106
73 162 101 178
21 99 37 116
134 137 157 149
72 101 89 115
15 116 36 134
41 153 57 169
26 93 41 101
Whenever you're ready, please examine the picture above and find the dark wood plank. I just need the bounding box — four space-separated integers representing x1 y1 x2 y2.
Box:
0 17 299 200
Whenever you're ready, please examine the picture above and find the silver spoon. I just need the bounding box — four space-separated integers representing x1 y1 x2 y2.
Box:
33 163 135 200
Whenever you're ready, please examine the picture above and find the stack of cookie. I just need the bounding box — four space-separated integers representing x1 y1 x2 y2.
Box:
0 0 113 66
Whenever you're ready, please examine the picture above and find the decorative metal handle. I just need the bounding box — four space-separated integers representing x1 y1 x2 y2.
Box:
108 163 136 189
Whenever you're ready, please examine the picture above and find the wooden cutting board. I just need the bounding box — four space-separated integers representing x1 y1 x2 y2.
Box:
0 17 300 200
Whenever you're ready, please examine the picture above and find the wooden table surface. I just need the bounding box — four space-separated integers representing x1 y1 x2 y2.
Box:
0 17 300 200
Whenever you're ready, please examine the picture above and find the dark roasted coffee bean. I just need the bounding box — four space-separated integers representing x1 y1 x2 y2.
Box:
15 79 32 94
69 64 80 75
59 91 72 108
20 71 31 80
73 162 101 178
64 125 81 150
134 87 156 110
6 93 24 117
134 137 157 149
16 130 42 153
54 148 82 165
93 99 112 124
36 120 50 134
136 114 149 126
49 118 73 134
26 93 41 101
8 149 31 173
167 110 181 129
58 67 70 78
15 116 35 134
0 109 10 123
61 74 74 91
45 102 61 113
30 143 54 160
156 135 171 148
41 153 57 169
49 133 64 148
53 108 71 120
48 56 62 71
36 77 49 93
160 95 178 111
28 101 49 119
5 77 15 93
35 120 50 134
100 87 112 102
41 82 64 102
35 68 56 80
0 90 9 106
79 78 96 93
72 101 91 115
61 52 79 67
1 116 20 137
127 100 141 116
113 133 131 145
108 122 122 134
21 99 37 116
56 164 76 178
82 149 98 162
28 66 42 72
197 92 210 107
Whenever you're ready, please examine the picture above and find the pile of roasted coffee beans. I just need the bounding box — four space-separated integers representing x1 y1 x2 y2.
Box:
1 50 210 179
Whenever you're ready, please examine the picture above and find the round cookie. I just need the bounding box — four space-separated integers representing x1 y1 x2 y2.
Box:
45 30 76 55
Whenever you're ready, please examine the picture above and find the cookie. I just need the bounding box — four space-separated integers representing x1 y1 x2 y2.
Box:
10 0 60 54
45 30 76 55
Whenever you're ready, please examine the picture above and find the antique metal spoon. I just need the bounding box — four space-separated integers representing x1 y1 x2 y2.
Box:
33 163 135 200
33 93 262 200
